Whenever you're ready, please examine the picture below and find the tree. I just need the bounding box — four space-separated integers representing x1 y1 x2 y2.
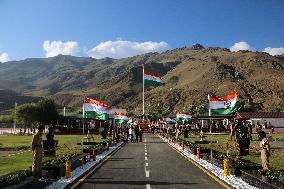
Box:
15 103 38 132
36 98 58 125
15 98 59 131
0 115 14 123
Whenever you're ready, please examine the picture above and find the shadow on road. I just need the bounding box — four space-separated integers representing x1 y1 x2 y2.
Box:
108 157 134 160
82 180 198 186
106 167 135 170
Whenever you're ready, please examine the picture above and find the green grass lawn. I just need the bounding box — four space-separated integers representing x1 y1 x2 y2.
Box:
180 133 284 170
0 134 110 176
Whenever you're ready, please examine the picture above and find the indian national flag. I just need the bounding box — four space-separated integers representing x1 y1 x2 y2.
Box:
144 69 165 87
176 111 192 121
83 98 111 121
158 119 166 125
209 91 243 115
114 112 128 124
127 118 134 126
164 117 176 124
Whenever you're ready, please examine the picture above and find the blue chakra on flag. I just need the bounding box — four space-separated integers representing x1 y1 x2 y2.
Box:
224 101 231 108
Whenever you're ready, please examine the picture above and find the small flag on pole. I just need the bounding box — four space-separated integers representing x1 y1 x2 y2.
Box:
176 111 192 122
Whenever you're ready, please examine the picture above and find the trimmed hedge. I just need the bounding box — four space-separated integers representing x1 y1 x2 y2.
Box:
0 170 32 188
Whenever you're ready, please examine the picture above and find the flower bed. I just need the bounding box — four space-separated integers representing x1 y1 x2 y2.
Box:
0 170 32 188
42 153 82 180
241 170 283 189
179 137 284 186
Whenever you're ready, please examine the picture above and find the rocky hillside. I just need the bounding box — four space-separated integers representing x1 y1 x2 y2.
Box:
0 45 283 114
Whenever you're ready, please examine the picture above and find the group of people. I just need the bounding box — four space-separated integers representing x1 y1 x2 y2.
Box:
126 125 143 143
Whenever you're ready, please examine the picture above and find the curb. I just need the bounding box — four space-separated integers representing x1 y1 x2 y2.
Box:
45 141 125 189
158 135 258 189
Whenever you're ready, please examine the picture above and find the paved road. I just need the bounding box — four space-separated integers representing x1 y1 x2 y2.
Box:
75 133 226 189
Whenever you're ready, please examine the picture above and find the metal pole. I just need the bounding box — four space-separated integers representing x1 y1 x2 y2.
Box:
13 102 17 133
208 94 212 134
82 96 85 160
142 65 145 116
83 100 85 136
210 139 213 163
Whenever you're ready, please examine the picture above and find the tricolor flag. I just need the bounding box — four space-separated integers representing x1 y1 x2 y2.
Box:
209 91 243 115
176 111 192 121
127 117 134 126
114 112 128 124
144 69 165 87
83 98 111 121
164 117 176 124
158 119 166 125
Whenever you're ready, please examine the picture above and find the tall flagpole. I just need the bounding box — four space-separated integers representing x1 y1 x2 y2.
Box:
208 94 211 116
208 94 212 134
142 65 145 117
83 94 86 136
13 102 17 133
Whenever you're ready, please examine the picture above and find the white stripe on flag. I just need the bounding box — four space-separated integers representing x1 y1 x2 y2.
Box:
209 97 237 109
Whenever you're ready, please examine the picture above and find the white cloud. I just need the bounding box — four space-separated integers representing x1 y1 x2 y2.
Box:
87 40 170 59
43 40 79 57
263 47 284 56
0 52 9 63
229 41 253 52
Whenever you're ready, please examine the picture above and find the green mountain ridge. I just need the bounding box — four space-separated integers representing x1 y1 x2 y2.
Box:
0 46 283 114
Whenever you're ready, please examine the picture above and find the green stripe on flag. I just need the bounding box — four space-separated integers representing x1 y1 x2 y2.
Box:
177 117 191 122
145 79 165 87
115 119 128 124
84 111 109 121
211 101 243 115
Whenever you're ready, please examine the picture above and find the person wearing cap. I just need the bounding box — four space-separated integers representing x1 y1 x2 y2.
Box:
31 125 44 179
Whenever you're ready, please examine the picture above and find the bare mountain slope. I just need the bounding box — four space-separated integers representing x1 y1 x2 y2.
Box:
0 46 283 113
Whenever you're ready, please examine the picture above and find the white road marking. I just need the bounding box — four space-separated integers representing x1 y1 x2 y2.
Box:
146 162 148 166
144 138 147 142
145 153 147 156
145 157 148 161
146 170 149 177
146 184 151 189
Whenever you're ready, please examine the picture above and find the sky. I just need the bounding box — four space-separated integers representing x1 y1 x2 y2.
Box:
0 0 284 62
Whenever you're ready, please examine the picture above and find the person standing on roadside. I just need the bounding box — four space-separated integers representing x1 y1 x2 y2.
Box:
134 124 139 143
139 125 143 142
129 126 134 142
125 126 130 142
31 125 44 179
259 131 270 170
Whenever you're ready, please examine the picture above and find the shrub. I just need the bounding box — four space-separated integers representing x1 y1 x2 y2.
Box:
0 170 31 188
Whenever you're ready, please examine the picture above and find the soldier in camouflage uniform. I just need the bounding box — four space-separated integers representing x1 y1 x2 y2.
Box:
31 125 44 178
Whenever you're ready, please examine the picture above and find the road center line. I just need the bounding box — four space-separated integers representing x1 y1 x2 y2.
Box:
145 170 149 177
145 152 147 156
145 156 148 161
146 162 148 167
146 184 151 189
